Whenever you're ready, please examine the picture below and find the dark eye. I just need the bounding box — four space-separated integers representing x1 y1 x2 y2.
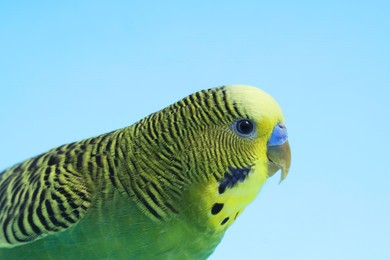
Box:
232 119 256 138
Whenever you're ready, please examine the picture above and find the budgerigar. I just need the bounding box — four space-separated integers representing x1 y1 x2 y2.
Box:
0 85 291 259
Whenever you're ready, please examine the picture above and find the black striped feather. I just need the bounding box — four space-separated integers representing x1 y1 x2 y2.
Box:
0 145 93 247
0 86 247 249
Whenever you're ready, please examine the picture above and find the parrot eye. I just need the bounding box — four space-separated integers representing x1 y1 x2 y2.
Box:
232 119 256 138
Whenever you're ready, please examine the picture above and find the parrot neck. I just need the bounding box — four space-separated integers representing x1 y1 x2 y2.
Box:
107 126 268 234
91 115 268 241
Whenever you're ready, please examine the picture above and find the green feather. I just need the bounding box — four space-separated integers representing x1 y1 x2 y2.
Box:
0 85 290 259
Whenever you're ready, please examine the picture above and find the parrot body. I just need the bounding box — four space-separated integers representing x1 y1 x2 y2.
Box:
0 85 290 259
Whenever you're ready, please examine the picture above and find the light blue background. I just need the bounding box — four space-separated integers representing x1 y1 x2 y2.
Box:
1 1 389 259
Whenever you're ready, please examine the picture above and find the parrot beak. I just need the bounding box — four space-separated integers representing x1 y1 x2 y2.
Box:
266 123 291 183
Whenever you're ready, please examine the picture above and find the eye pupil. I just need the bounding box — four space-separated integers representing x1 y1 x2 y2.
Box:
237 119 254 135
232 118 256 138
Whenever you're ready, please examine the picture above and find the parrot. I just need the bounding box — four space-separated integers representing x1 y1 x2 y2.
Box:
0 85 291 259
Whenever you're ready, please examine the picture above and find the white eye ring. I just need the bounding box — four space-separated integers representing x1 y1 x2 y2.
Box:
231 118 256 138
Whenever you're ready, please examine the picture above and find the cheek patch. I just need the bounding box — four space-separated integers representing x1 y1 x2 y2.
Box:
218 165 252 194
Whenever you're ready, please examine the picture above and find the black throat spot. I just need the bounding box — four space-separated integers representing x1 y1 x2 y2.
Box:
218 165 252 194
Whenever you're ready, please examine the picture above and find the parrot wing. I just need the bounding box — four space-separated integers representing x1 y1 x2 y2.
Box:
0 146 93 248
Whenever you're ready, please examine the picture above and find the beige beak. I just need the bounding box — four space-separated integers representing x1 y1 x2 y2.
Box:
266 140 291 183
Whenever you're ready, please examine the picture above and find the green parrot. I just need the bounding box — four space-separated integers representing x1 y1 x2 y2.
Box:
0 85 291 259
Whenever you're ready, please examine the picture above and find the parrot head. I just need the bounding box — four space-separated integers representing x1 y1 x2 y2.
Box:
227 85 291 183
127 85 291 233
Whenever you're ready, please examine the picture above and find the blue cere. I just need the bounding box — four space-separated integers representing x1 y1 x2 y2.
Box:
267 123 288 146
